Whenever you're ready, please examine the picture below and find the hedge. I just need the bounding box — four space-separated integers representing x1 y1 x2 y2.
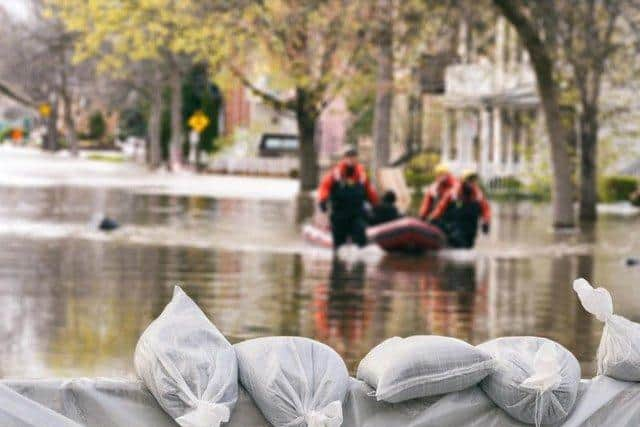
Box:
599 175 638 203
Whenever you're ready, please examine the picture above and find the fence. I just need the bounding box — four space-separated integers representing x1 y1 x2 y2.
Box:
207 156 298 177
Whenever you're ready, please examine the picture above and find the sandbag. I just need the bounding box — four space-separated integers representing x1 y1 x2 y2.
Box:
573 277 640 381
235 336 349 427
478 336 580 426
356 336 495 403
134 286 238 427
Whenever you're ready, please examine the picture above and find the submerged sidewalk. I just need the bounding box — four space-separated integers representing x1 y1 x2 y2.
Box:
0 146 299 201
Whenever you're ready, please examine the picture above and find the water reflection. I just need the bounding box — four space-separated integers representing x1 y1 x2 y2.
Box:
0 185 638 378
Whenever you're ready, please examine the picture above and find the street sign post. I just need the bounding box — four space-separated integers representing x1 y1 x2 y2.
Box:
187 111 210 166
187 110 210 134
189 130 199 165
38 103 51 118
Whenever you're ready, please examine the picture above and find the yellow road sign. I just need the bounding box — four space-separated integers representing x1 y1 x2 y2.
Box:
188 110 210 133
38 103 51 118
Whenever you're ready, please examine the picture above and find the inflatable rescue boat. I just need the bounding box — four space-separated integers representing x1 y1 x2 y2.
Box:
303 217 446 252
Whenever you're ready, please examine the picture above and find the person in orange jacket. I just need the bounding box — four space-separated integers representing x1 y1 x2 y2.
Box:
419 163 458 220
317 146 379 249
428 170 491 248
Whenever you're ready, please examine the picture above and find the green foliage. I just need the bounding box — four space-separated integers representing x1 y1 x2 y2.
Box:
118 108 147 139
485 176 523 200
630 188 640 207
182 63 221 154
404 152 440 192
0 127 13 141
524 178 552 201
211 133 236 153
345 91 375 144
87 153 124 163
88 111 107 140
599 176 638 202
485 176 551 201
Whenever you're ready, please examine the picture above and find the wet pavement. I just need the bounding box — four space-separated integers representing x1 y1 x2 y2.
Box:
0 180 639 378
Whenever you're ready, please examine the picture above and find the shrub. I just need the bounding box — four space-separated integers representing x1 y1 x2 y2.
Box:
87 153 124 163
630 188 640 207
599 176 638 203
0 127 13 142
485 176 528 200
88 111 107 140
404 152 441 192
501 176 522 191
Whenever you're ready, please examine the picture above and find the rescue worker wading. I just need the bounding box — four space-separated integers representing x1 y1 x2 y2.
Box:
428 170 491 248
317 146 379 249
419 163 458 220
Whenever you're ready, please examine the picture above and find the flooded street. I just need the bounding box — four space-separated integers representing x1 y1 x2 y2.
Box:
1 150 639 379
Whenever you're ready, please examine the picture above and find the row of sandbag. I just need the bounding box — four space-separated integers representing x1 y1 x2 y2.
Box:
134 279 638 427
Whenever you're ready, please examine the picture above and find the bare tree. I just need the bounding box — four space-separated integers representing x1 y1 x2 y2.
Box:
0 0 94 154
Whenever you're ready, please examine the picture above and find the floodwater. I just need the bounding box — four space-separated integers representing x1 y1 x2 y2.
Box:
0 166 639 379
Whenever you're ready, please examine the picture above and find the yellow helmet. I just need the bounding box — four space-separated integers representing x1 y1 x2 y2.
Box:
434 163 450 176
461 168 478 181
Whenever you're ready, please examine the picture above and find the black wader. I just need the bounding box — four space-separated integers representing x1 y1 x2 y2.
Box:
330 181 368 249
444 200 481 248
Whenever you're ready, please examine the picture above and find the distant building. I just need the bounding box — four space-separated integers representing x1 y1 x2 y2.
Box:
435 17 543 181
414 16 639 182
221 76 350 166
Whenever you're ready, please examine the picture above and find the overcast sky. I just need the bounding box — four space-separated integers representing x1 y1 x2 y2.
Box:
0 0 29 20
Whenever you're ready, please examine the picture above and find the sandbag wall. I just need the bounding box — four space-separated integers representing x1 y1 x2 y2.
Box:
132 279 639 427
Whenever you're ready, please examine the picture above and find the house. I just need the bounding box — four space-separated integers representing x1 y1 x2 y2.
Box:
221 77 350 167
415 16 639 183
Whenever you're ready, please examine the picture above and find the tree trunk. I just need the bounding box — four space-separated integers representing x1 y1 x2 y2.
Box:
407 93 422 155
169 68 183 171
45 95 59 152
536 72 576 227
579 105 598 222
148 77 163 169
493 0 575 228
295 88 320 192
60 50 77 156
372 0 393 172
62 93 78 156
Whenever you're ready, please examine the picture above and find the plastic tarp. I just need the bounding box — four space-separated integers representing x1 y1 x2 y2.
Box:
2 376 640 427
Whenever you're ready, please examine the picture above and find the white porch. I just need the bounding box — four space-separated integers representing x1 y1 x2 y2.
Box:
439 98 540 181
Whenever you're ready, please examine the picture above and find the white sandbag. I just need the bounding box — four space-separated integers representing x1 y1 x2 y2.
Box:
235 336 349 427
478 336 580 426
573 277 640 381
134 286 238 427
356 336 495 403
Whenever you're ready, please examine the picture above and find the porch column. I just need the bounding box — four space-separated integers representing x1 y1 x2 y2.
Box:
518 110 531 172
480 107 491 177
492 106 502 168
506 109 515 173
456 109 466 166
441 108 451 162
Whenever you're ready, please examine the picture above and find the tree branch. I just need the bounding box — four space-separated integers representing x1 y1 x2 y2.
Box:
492 0 555 87
0 79 36 107
228 64 294 111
